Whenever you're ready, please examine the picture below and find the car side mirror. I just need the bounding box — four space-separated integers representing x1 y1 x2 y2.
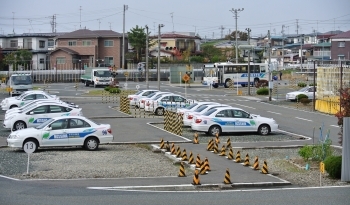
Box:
30 111 34 115
45 126 52 131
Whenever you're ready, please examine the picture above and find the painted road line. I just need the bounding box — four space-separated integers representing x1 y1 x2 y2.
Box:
267 111 281 115
295 117 312 122
231 103 256 110
330 125 339 128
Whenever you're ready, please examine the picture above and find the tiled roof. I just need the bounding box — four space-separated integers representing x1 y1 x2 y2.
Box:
150 33 200 39
49 47 79 55
331 30 350 39
56 29 122 39
312 42 331 47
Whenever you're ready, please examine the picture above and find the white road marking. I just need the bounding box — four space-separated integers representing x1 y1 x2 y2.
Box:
231 103 256 110
295 117 312 122
267 111 281 115
330 125 339 128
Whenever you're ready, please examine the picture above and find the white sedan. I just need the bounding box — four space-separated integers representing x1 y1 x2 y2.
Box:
7 116 113 152
184 104 230 126
191 107 279 136
3 102 82 131
128 89 159 106
1 90 59 110
145 94 196 116
138 92 172 109
285 86 316 101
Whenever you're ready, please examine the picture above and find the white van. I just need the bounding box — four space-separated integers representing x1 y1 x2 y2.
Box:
7 73 33 96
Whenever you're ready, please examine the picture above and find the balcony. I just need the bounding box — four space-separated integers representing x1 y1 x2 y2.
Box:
23 42 32 49
313 51 331 57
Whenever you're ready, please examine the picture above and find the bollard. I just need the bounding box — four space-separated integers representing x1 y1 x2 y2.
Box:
243 153 250 166
252 156 259 170
215 133 220 144
234 151 241 163
192 169 201 185
226 138 231 149
188 151 195 164
223 168 232 184
170 143 175 155
213 141 218 154
178 162 186 177
228 147 234 160
261 160 268 174
165 141 170 152
193 132 199 144
219 145 226 156
176 146 181 158
159 138 165 149
199 159 208 175
195 154 201 169
181 149 188 161
204 157 211 171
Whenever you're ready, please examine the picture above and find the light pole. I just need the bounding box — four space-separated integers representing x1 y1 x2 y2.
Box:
230 8 244 63
246 28 251 95
158 24 164 91
145 25 149 89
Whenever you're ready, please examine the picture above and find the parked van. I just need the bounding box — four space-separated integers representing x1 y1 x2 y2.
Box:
7 73 33 96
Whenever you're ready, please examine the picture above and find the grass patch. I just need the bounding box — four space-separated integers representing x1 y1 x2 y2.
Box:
33 86 40 90
82 89 114 96
133 144 152 151
276 160 307 173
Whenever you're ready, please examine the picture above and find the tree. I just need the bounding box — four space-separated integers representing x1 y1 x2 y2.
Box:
3 49 32 70
127 26 155 62
201 45 222 61
225 31 248 41
335 87 350 146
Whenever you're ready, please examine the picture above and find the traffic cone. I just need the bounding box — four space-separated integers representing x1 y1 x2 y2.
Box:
215 133 220 144
213 142 218 154
243 153 250 166
165 141 170 152
209 139 214 151
181 149 188 161
170 143 175 155
195 154 201 169
261 160 268 174
160 138 165 149
228 147 234 160
223 168 232 184
226 138 231 149
192 169 201 185
204 157 211 171
193 132 199 144
219 145 226 156
234 151 241 163
188 151 195 164
252 156 259 170
178 162 186 177
199 159 208 175
176 146 181 158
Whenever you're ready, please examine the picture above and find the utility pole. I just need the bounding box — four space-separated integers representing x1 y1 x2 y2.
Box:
268 30 272 101
98 19 101 30
12 12 15 34
158 24 164 90
145 25 149 89
296 19 299 35
300 34 303 71
246 28 251 95
108 22 111 30
170 12 174 32
122 4 128 70
79 6 82 29
219 25 225 39
230 8 244 63
281 25 285 69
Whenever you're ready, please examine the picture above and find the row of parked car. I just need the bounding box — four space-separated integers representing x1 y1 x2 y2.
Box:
1 90 114 153
128 90 279 136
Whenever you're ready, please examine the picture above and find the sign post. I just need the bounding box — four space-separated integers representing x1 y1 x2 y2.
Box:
182 74 190 99
23 141 36 175
320 161 325 186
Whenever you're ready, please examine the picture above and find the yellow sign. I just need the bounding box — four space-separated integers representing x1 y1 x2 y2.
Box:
6 87 13 92
2 78 6 82
124 72 129 77
182 74 190 82
320 162 325 174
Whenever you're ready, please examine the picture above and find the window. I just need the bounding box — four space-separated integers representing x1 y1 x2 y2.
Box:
338 42 345 47
173 96 185 102
338 55 345 60
104 57 114 65
104 40 113 47
68 119 91 129
50 119 68 130
82 40 91 46
10 40 18 48
233 110 249 118
161 96 171 102
68 41 77 46
49 105 64 113
36 94 48 99
23 94 36 101
48 39 54 47
39 58 44 64
30 105 48 115
215 109 233 118
57 57 66 64
39 40 45 48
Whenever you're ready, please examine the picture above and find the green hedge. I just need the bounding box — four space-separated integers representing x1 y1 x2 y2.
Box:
298 82 307 87
296 94 308 101
256 88 269 95
324 156 342 179
109 88 121 94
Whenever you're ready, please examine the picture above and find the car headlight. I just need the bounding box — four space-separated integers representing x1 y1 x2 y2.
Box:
9 134 20 139
5 115 15 121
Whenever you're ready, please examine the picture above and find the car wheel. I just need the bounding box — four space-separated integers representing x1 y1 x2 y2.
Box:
155 107 164 116
10 105 18 109
258 124 270 135
208 125 221 136
84 137 99 151
14 121 27 131
85 81 89 87
23 139 38 153
212 84 218 88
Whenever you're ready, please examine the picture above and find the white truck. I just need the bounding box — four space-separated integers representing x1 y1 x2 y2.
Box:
80 67 113 88
7 73 33 96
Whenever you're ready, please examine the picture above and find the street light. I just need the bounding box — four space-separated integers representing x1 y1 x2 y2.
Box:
157 24 164 91
230 8 244 63
145 25 149 89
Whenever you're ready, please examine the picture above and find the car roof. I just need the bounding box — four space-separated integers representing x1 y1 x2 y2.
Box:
52 116 88 120
211 106 243 112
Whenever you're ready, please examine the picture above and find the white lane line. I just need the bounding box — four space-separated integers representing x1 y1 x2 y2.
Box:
267 111 281 115
231 103 256 110
295 117 312 122
330 125 339 128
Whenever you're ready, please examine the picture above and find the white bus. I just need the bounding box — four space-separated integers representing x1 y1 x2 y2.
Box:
203 62 268 88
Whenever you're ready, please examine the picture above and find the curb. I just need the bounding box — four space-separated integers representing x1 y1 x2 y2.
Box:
88 116 134 119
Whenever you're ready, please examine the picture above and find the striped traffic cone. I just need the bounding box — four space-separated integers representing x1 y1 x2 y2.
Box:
170 143 175 155
165 141 170 152
160 138 165 149
243 153 250 166
223 168 232 184
178 162 186 177
192 169 201 185
252 156 259 170
209 139 214 151
226 138 231 149
188 151 195 164
261 160 268 174
215 133 220 144
227 147 234 160
234 151 241 163
193 132 199 144
176 146 181 158
213 142 218 154
195 154 201 169
181 149 188 161
219 145 226 156
204 157 211 171
199 159 208 175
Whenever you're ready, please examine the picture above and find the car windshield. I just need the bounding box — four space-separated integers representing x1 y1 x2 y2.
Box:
203 109 217 116
153 95 164 100
11 75 32 85
194 105 208 112
95 70 111 77
15 92 30 100
35 118 55 129
184 103 198 110
298 87 309 92
134 91 142 95
146 92 157 98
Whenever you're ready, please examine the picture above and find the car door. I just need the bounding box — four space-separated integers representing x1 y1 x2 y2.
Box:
20 93 36 107
41 119 69 146
26 105 49 127
232 109 257 132
159 95 172 109
67 118 92 146
48 105 70 118
213 109 235 132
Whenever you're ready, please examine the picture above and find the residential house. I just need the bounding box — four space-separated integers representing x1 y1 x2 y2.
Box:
49 29 126 69
330 30 350 60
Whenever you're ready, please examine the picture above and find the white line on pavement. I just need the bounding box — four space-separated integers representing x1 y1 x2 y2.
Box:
295 117 313 122
267 111 281 115
330 125 339 127
231 103 256 109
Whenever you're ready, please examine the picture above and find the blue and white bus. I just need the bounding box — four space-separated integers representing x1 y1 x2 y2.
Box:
203 62 268 88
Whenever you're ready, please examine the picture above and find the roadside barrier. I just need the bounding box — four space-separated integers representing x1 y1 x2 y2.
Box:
261 160 268 174
215 133 220 144
193 132 199 144
234 151 241 163
204 157 211 171
178 162 186 177
164 110 170 131
228 147 234 160
176 146 181 158
195 154 201 169
192 169 201 185
226 138 231 149
252 156 259 170
164 110 183 136
243 154 250 166
181 149 188 161
119 94 130 114
213 141 218 154
188 151 195 164
223 168 232 184
159 138 165 149
219 145 226 156
170 143 175 155
165 141 170 152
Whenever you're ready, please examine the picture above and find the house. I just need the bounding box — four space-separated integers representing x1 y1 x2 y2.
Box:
0 32 64 70
49 29 126 69
330 30 350 60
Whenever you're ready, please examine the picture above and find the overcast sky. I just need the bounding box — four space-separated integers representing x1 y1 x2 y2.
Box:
1 0 349 38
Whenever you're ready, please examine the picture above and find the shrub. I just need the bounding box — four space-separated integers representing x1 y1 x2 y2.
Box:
104 86 111 91
324 155 342 179
296 94 308 101
256 88 269 95
312 139 333 161
298 145 313 162
298 82 307 87
300 98 311 105
109 88 121 94
309 83 317 86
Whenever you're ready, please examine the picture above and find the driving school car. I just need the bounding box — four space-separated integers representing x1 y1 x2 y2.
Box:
3 102 82 131
191 107 279 136
138 91 172 109
128 89 159 106
7 116 113 152
1 90 59 110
